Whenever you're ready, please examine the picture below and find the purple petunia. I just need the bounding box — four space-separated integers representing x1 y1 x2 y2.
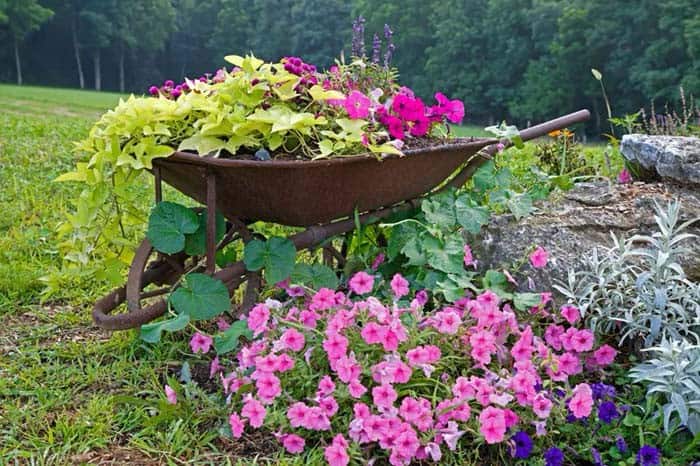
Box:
591 382 616 401
544 446 564 466
512 431 533 459
591 447 604 466
616 436 628 453
636 445 661 466
598 400 620 424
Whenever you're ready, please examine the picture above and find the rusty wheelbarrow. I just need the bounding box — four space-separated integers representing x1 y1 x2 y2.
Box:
93 110 590 330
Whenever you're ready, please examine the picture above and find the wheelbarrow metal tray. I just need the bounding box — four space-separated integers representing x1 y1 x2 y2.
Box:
153 137 497 226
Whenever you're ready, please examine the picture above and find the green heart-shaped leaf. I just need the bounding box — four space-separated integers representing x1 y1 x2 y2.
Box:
184 209 226 256
140 313 190 343
169 273 230 321
291 263 339 290
243 236 296 284
147 202 199 254
214 320 253 355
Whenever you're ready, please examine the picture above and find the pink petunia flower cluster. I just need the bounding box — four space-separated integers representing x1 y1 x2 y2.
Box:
216 272 616 465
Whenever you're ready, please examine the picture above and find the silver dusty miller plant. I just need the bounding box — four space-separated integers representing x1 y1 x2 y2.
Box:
555 200 700 347
629 339 700 435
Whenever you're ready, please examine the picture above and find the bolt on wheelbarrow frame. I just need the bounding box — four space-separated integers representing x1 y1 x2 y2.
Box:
93 110 590 330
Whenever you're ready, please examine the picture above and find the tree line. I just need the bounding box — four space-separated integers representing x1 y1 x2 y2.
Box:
1 0 698 131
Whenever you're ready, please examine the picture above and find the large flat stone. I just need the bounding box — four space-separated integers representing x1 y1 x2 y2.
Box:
470 182 700 293
621 134 700 186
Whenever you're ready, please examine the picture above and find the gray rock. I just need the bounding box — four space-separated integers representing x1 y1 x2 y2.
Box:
470 181 700 294
620 134 700 186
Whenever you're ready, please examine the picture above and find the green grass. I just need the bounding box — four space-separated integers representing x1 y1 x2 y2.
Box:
451 124 492 138
0 84 300 464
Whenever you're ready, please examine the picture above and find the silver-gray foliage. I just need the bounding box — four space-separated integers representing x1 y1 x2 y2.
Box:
629 339 700 435
555 200 700 347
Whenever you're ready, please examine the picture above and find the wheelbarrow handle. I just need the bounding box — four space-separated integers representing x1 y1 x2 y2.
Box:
518 109 590 143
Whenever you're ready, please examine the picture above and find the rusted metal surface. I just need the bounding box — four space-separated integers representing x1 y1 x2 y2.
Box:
92 110 591 330
154 138 498 226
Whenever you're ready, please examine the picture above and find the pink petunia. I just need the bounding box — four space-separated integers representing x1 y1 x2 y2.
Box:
164 384 177 405
317 375 336 397
532 393 553 419
281 433 305 454
349 271 374 294
280 328 305 352
593 344 618 366
479 406 506 444
390 273 410 299
229 412 245 438
324 436 350 466
255 372 282 403
617 168 632 184
569 383 593 419
348 378 368 398
372 383 398 411
344 90 371 119
247 304 270 336
560 305 580 324
241 397 266 428
529 246 549 269
571 329 594 352
463 244 476 268
433 309 462 334
287 402 309 428
361 322 386 345
189 332 213 354
408 115 430 137
558 352 582 375
311 288 336 311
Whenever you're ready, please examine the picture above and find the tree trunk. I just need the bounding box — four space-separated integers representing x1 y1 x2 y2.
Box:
118 45 125 93
14 38 22 86
94 49 101 91
71 17 85 89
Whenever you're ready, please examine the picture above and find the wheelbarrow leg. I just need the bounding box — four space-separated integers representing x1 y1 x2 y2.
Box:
206 169 217 275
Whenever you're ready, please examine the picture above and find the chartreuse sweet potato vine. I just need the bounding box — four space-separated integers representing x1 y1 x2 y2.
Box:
56 53 465 266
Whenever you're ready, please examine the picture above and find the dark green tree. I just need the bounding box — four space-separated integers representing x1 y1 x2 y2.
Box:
112 0 176 92
1 0 53 85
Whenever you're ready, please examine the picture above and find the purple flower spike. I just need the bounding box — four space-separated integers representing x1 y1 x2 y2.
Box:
164 79 174 88
148 86 159 96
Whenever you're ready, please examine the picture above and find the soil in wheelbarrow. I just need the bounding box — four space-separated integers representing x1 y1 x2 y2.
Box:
225 135 481 161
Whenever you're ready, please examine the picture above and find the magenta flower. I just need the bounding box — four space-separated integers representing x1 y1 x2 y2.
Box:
463 244 476 268
560 305 580 324
247 304 270 336
148 85 159 96
372 383 398 410
479 406 506 444
280 328 305 352
617 168 632 184
386 115 405 140
349 271 374 294
569 383 593 419
229 412 245 438
281 433 305 454
409 115 431 137
529 246 549 269
434 92 465 124
371 252 385 270
241 397 266 428
164 384 177 405
390 273 409 299
324 435 350 466
189 332 213 354
344 90 371 119
593 344 617 366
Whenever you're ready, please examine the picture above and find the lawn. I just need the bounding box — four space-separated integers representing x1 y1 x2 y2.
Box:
0 85 296 465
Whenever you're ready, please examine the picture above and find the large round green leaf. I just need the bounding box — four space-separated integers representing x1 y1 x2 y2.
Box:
184 209 226 256
243 236 296 284
169 273 230 321
147 202 199 254
139 313 190 343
